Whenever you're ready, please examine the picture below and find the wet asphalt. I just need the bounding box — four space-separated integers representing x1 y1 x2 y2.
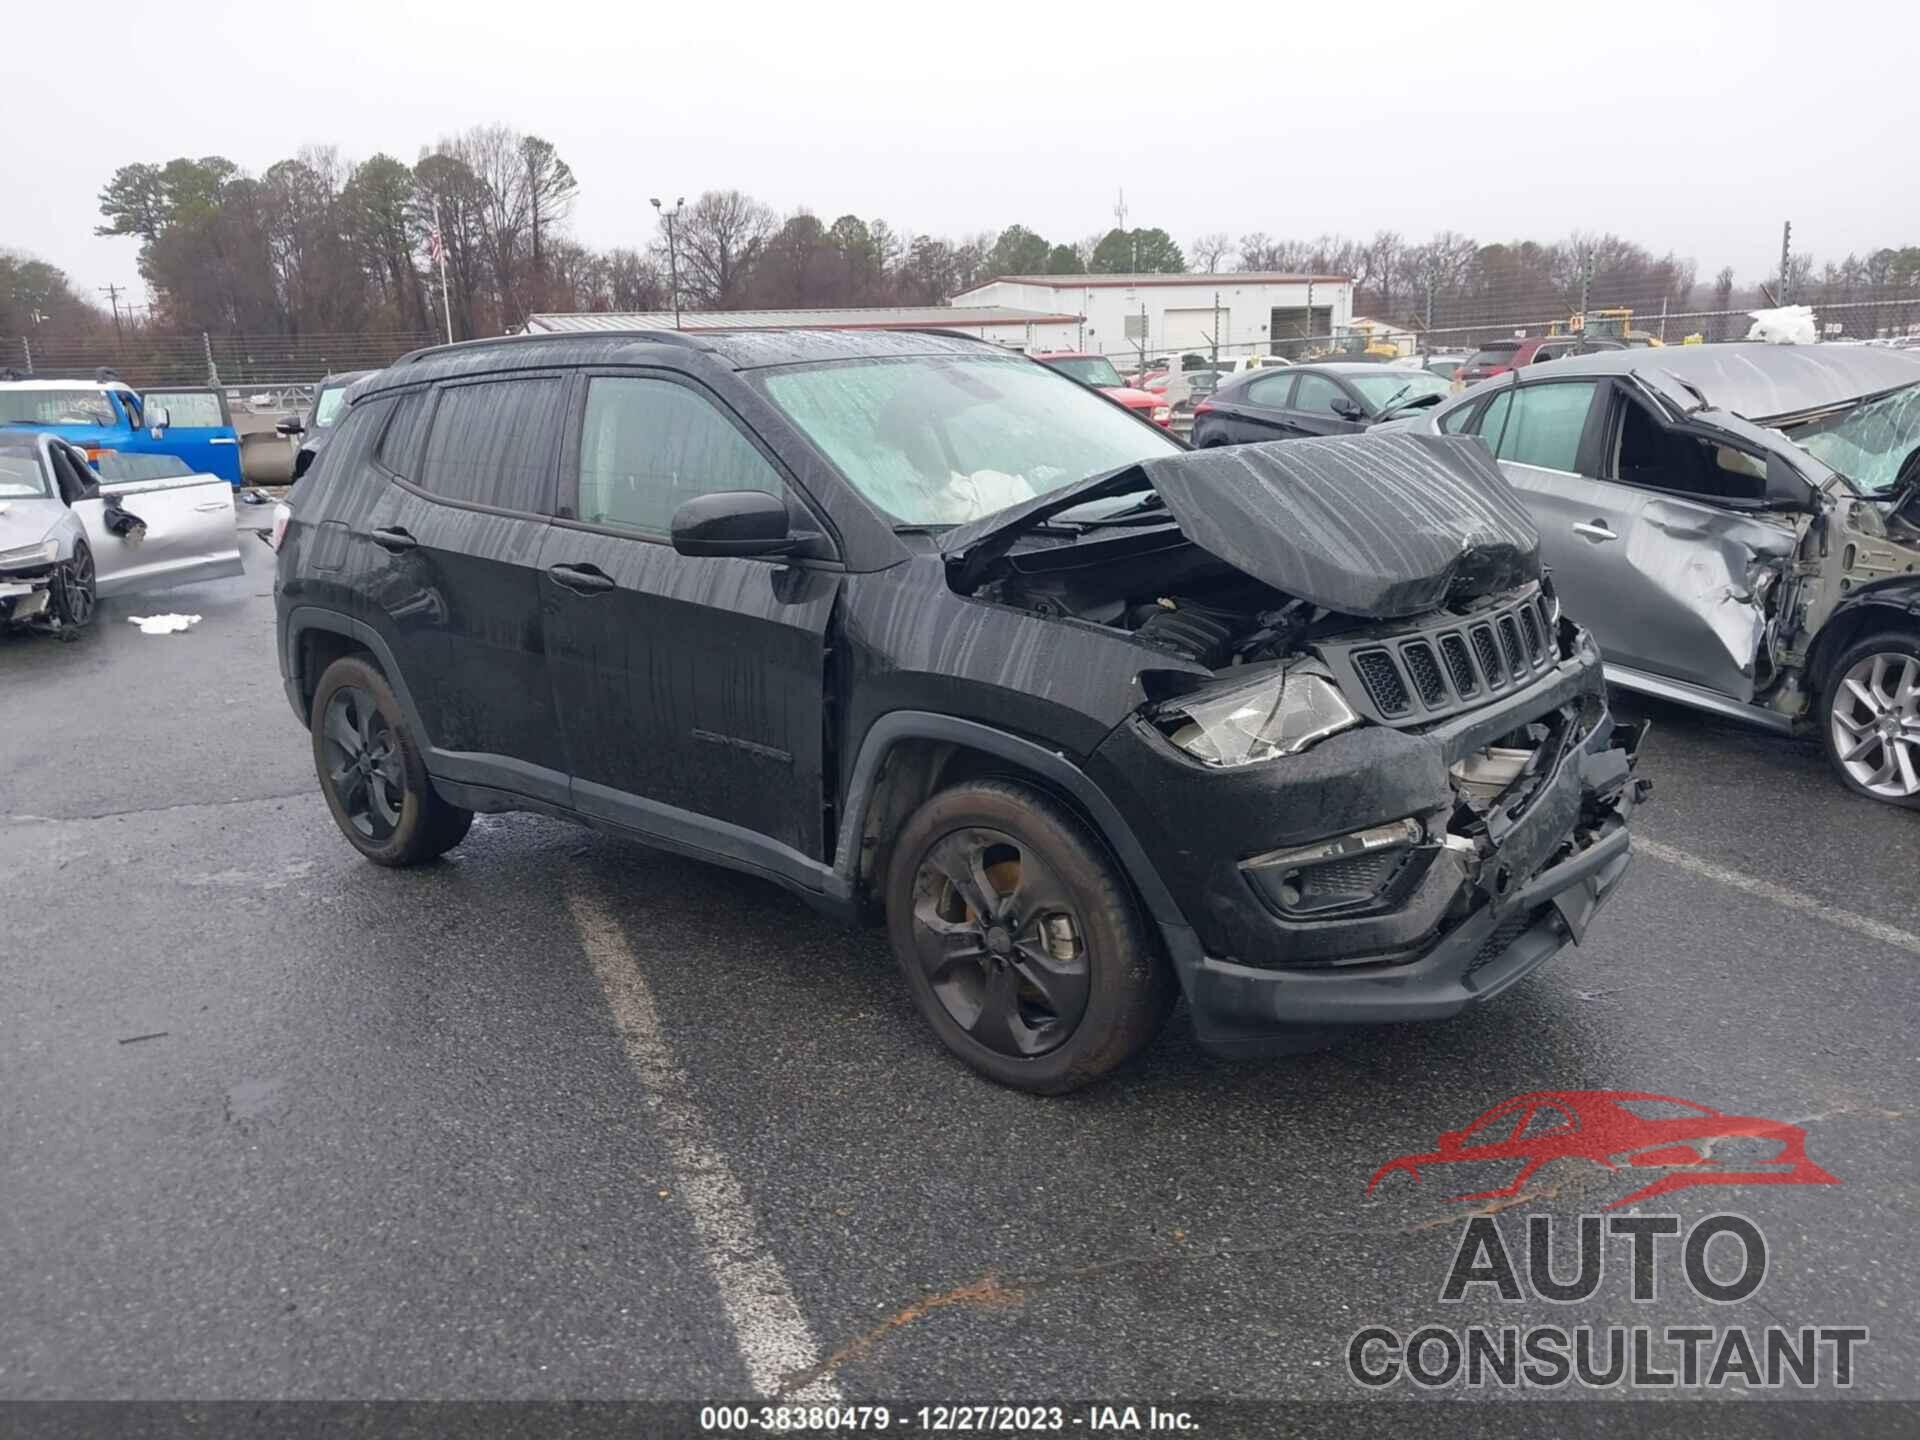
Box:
2 537 1916 1423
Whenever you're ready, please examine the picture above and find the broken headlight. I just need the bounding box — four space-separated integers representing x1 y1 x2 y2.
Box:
1160 670 1360 766
0 539 58 570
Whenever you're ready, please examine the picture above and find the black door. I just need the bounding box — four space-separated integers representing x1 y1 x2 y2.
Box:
539 371 841 861
1200 371 1297 444
354 375 572 805
1275 371 1369 439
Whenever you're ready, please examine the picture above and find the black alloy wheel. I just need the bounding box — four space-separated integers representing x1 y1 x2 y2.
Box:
886 779 1176 1093
309 654 473 865
319 685 407 843
909 825 1092 1058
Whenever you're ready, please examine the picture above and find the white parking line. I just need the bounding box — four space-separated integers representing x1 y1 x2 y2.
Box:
567 888 842 1403
1636 836 1920 957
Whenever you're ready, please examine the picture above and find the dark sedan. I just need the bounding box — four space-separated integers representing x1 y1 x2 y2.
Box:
1190 363 1452 448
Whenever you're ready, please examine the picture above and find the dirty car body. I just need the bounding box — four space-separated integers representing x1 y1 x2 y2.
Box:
0 431 242 631
1416 342 1920 803
276 330 1643 1085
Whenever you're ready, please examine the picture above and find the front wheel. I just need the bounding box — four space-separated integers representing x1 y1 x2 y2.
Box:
1820 630 1920 808
885 779 1176 1094
51 540 96 636
311 655 474 864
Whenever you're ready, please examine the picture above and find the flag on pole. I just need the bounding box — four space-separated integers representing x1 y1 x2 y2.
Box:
428 227 445 265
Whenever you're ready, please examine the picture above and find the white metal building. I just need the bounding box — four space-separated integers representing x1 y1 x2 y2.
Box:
523 305 1083 351
949 273 1355 363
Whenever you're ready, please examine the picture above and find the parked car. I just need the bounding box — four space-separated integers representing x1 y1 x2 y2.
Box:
1401 350 1475 382
1216 354 1294 376
1033 352 1171 426
1453 337 1626 388
1190 363 1453 447
277 369 378 480
276 328 1645 1092
1411 342 1920 806
0 371 244 486
0 431 242 635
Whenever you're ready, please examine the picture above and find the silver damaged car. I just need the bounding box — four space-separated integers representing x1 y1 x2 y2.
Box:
0 431 243 635
1410 342 1920 806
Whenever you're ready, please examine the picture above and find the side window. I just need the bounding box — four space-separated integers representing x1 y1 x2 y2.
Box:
1291 373 1344 416
377 390 431 477
1244 373 1295 407
1489 382 1596 472
1515 1104 1575 1140
576 377 786 537
1613 394 1767 502
1438 401 1479 435
416 377 566 512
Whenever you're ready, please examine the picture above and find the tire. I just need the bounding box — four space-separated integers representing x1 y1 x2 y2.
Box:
1819 629 1920 809
51 540 96 638
310 655 474 864
885 779 1176 1094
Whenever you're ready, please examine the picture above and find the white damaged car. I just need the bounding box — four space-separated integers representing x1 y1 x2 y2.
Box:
0 431 243 637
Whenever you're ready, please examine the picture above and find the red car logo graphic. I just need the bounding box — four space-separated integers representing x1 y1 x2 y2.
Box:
1366 1090 1838 1210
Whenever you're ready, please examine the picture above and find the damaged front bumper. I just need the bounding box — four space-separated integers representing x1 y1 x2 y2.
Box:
1090 630 1649 1057
0 570 55 625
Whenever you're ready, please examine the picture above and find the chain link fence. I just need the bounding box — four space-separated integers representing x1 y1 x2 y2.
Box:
0 330 438 390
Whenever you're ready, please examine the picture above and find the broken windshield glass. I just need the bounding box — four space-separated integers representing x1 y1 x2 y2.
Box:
1796 382 1920 494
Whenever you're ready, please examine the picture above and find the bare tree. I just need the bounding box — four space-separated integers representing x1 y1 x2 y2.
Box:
519 135 578 308
671 189 775 307
1188 232 1233 272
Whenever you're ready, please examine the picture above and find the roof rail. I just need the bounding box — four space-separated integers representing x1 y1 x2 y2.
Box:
391 328 714 370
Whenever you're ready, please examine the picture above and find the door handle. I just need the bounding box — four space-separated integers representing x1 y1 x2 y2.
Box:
1572 520 1619 543
548 562 615 595
193 500 228 511
370 526 418 553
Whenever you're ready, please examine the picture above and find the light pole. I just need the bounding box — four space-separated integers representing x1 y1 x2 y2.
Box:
651 196 686 329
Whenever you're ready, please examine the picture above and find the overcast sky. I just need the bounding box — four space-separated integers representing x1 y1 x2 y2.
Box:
12 0 1916 307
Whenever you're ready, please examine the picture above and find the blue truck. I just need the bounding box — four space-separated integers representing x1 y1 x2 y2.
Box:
0 370 245 487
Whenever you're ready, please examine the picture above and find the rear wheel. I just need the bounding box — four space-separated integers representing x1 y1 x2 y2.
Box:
311 655 473 864
51 541 96 637
1820 630 1920 808
885 779 1175 1094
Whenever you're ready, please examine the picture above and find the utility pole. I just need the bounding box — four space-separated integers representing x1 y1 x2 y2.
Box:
98 283 125 344
1778 220 1793 303
1212 290 1221 367
1577 248 1593 332
430 197 455 344
652 196 686 329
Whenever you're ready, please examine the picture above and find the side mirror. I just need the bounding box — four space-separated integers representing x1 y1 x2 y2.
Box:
277 418 307 437
1764 451 1815 511
670 490 797 558
1332 396 1365 420
149 405 170 437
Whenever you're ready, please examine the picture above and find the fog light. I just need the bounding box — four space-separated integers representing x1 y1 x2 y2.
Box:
1241 818 1426 918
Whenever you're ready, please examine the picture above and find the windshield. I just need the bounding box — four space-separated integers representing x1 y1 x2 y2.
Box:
1040 356 1127 389
1466 347 1518 370
1796 382 1920 495
1347 371 1452 412
762 355 1182 526
313 385 351 429
144 391 225 427
94 451 193 482
0 388 118 426
0 453 51 497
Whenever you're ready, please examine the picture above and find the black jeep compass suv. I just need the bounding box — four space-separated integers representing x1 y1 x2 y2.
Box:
275 328 1646 1092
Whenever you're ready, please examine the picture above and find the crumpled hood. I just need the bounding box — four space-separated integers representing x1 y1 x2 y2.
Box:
943 432 1540 619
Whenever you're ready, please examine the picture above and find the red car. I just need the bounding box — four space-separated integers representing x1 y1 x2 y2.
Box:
1366 1090 1838 1210
1033 353 1172 427
1453 336 1625 387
